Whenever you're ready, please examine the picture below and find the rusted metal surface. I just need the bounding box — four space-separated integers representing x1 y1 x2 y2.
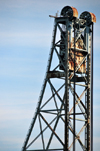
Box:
69 49 86 73
71 6 78 18
90 12 96 23
71 38 84 49
60 32 86 73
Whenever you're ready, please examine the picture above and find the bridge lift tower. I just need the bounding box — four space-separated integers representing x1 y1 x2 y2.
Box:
22 6 96 151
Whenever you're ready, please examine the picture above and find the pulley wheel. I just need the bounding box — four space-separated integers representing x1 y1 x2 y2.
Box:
80 11 96 25
61 6 78 20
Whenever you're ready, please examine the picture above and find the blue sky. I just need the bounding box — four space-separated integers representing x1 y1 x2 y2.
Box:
0 0 100 151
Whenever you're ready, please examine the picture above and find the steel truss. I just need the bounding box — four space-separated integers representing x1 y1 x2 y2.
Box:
22 6 96 151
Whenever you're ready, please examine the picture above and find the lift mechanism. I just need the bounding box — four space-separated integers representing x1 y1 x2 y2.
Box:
22 6 96 151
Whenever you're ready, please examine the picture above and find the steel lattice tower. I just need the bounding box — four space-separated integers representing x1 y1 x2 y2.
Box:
22 6 96 151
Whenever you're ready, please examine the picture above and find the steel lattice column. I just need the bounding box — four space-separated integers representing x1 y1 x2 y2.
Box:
21 6 96 151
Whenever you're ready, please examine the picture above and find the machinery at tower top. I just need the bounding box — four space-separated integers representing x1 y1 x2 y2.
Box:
60 6 96 24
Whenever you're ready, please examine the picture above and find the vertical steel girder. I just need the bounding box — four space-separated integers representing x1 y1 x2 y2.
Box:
22 6 96 151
